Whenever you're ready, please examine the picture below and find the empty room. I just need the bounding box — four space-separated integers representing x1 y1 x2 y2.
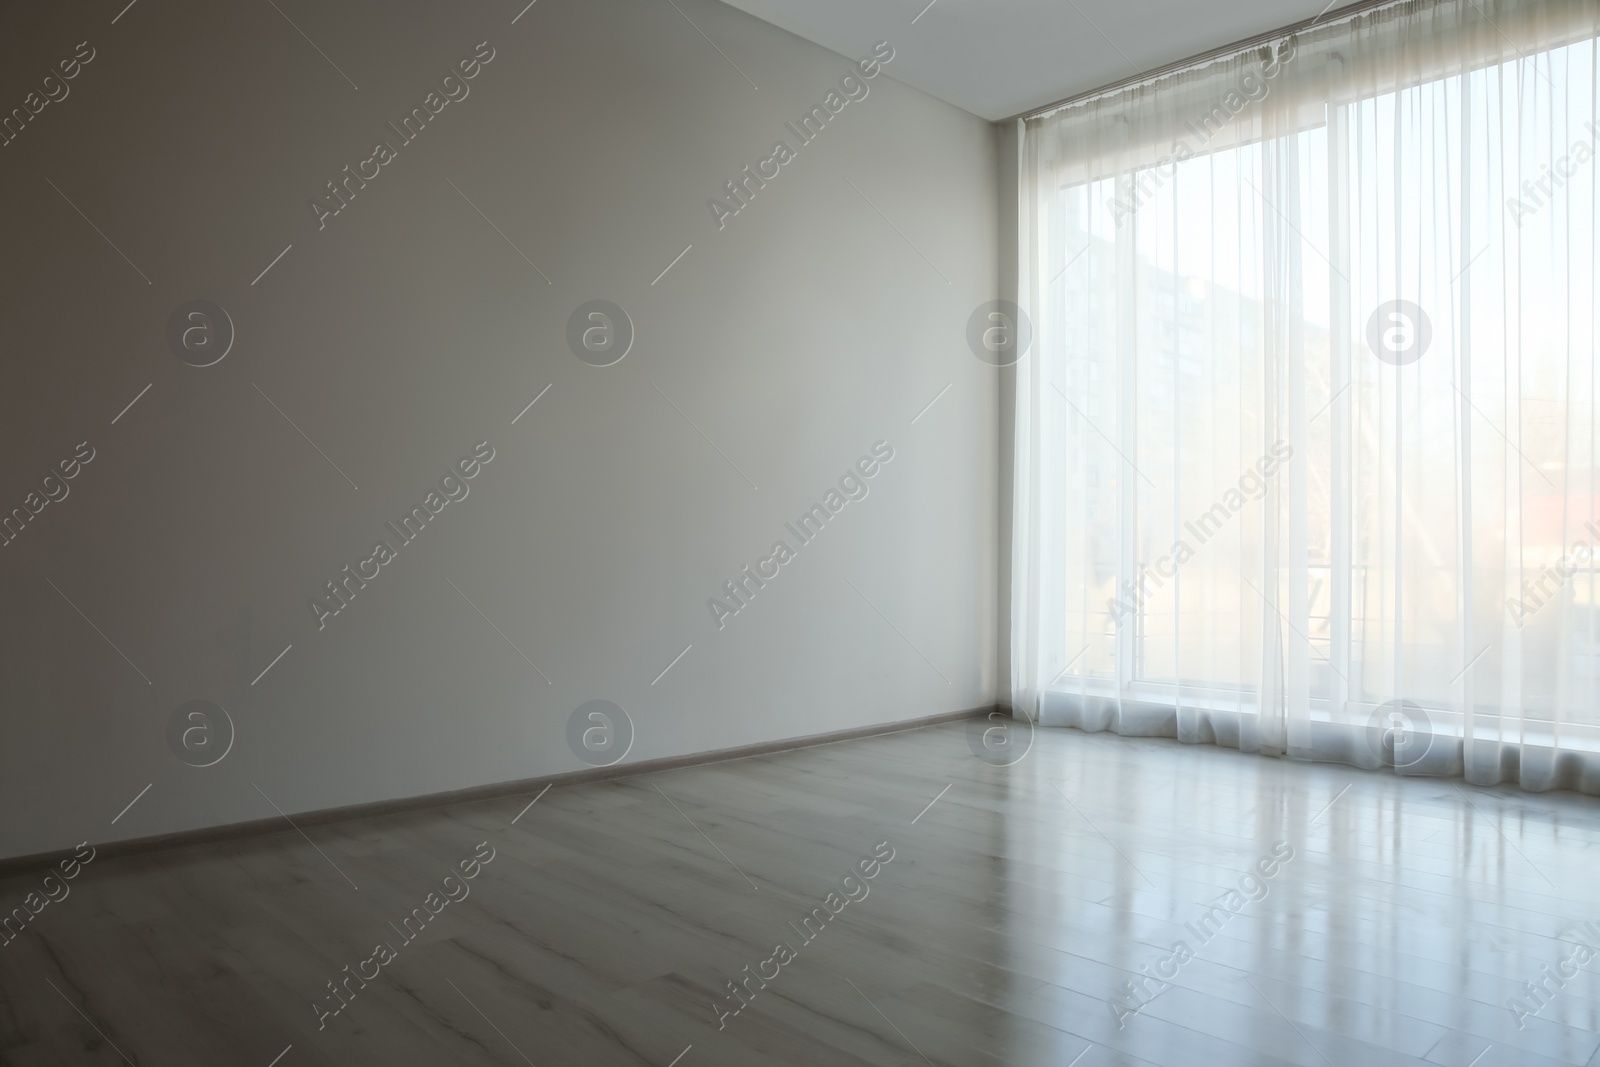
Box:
1 0 1598 1063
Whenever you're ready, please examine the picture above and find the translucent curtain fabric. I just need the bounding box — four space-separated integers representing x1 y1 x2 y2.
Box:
1014 0 1600 792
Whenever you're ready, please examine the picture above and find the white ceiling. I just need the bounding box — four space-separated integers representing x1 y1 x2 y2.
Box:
719 0 1356 120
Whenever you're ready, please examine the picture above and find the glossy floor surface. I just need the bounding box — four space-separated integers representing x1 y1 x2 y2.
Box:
1 721 1598 1066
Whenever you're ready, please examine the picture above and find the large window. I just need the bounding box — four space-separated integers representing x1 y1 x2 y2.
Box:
1014 0 1600 788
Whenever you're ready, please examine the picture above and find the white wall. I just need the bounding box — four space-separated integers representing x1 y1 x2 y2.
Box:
0 0 999 859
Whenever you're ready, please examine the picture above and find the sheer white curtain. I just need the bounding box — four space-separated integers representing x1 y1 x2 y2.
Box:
1014 0 1600 792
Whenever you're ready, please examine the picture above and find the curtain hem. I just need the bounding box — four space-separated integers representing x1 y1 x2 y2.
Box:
1033 694 1600 796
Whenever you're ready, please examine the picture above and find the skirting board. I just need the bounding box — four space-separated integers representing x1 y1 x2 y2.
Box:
0 704 996 876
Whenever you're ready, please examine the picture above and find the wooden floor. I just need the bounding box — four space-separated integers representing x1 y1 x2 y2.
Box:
2 720 1599 1066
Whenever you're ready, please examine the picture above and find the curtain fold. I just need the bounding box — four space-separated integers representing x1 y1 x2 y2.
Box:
1013 0 1600 793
